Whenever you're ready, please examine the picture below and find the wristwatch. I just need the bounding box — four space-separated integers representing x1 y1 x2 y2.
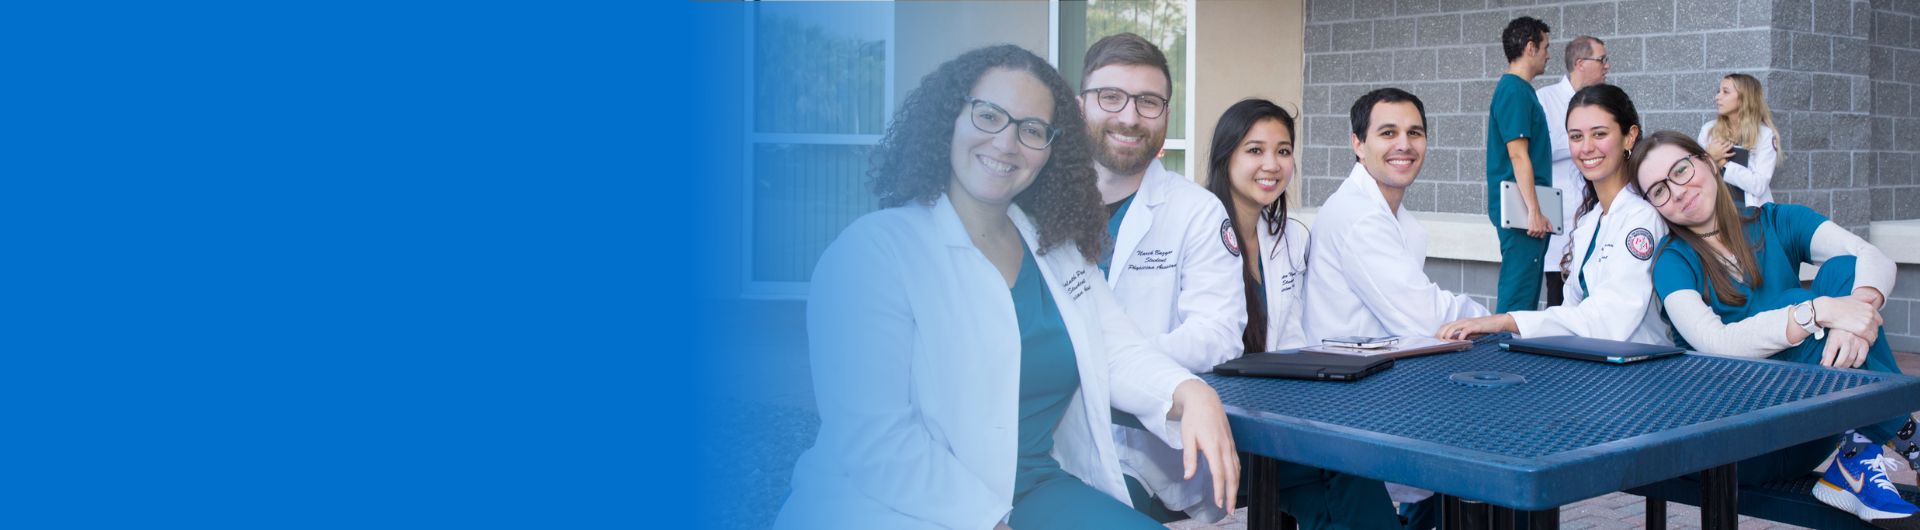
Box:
1792 301 1824 340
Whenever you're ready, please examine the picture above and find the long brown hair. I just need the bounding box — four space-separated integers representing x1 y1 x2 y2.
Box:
1205 98 1296 353
1624 131 1763 307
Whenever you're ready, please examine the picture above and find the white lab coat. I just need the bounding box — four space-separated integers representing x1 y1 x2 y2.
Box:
1696 121 1777 206
1105 160 1246 520
1302 163 1489 505
1538 77 1589 273
1256 215 1312 351
1301 163 1490 344
1510 190 1674 345
1104 159 1248 372
775 195 1199 530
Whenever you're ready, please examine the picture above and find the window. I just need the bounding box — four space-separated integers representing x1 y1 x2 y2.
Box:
743 2 892 297
1053 0 1195 177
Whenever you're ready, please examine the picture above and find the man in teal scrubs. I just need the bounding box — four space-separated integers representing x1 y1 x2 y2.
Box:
1485 16 1554 313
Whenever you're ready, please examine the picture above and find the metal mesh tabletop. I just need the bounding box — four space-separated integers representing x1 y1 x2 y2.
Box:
1202 334 1920 510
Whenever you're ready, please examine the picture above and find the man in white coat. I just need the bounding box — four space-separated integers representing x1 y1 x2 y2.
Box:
1536 35 1609 306
1303 88 1489 344
1078 33 1246 523
1303 86 1492 530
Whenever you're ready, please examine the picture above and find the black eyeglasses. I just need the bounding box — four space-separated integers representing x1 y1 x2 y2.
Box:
962 97 1059 150
1646 155 1701 208
1578 55 1610 66
1081 87 1168 119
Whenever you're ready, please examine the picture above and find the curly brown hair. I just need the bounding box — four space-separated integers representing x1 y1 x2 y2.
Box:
869 44 1107 263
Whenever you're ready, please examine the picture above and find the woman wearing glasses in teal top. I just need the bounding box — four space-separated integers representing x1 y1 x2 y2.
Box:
1632 130 1920 526
774 45 1240 530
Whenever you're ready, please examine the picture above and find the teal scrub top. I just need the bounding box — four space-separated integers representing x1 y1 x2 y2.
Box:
1099 193 1137 274
1651 204 1829 350
1486 73 1554 226
1010 242 1084 500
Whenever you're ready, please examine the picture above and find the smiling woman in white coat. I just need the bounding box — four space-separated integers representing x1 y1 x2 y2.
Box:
773 45 1239 530
1438 85 1670 344
1202 98 1401 529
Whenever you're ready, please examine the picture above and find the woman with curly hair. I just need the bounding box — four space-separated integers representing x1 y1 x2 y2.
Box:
774 45 1240 530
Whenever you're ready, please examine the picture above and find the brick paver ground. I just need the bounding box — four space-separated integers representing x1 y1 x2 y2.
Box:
1167 495 1809 530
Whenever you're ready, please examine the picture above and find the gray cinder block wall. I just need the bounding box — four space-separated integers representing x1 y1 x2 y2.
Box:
1300 0 1920 351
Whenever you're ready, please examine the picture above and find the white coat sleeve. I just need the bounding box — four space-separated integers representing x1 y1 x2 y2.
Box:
1808 221 1897 298
1091 279 1201 450
1544 90 1570 165
1511 211 1663 340
805 228 1007 530
1333 213 1488 337
1721 127 1777 204
1153 201 1250 373
1662 291 1799 358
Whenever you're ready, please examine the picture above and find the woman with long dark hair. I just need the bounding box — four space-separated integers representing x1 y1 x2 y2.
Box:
1201 98 1398 529
1203 99 1309 354
1437 85 1668 344
1633 130 1920 525
775 45 1239 530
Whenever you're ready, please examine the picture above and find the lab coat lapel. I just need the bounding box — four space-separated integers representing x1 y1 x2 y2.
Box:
1106 163 1166 287
1344 162 1427 257
1009 204 1119 495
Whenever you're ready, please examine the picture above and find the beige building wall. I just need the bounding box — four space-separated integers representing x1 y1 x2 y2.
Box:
1194 0 1306 200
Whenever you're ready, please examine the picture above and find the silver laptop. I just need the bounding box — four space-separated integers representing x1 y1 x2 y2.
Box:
1499 180 1565 235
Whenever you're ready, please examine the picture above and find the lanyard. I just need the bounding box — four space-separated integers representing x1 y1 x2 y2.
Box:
1577 219 1603 298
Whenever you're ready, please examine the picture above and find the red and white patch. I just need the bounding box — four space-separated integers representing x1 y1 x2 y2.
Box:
1221 218 1241 257
1626 227 1655 261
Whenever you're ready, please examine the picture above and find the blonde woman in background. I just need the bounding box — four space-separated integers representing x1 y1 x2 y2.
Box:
1697 73 1780 208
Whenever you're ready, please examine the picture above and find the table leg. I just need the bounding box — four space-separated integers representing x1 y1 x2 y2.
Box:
1522 507 1558 530
1442 495 1462 530
1700 463 1739 529
1645 496 1666 529
1245 453 1277 528
1489 505 1514 530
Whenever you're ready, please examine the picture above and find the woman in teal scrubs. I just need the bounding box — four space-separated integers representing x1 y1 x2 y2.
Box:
1632 131 1920 525
776 45 1240 530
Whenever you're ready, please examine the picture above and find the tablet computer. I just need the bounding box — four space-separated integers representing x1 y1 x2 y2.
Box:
1500 335 1684 364
1499 181 1564 235
1213 351 1395 381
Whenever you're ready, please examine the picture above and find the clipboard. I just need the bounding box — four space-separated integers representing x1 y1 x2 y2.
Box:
1728 146 1751 167
1500 180 1564 235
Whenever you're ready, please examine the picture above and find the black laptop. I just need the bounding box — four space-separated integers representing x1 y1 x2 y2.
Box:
1500 336 1685 364
1212 351 1395 381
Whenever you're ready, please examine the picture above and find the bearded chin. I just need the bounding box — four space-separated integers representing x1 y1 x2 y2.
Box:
1095 144 1155 174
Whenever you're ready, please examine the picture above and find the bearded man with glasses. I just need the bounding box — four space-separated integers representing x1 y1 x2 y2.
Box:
1076 32 1247 526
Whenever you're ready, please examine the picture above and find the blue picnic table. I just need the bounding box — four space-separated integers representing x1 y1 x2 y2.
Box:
1202 333 1920 529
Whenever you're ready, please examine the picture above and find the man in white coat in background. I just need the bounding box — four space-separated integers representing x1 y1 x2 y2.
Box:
1302 86 1493 530
1078 33 1245 524
1535 35 1609 306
